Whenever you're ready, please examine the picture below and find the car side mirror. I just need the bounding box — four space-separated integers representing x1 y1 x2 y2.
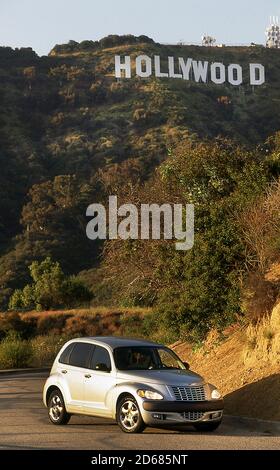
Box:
183 361 190 370
95 363 111 373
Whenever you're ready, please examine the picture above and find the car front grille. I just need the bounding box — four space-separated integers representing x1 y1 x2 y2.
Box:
181 411 204 421
171 385 206 401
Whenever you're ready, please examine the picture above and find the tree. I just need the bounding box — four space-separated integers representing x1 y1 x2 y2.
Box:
20 175 100 273
9 257 92 311
101 139 272 338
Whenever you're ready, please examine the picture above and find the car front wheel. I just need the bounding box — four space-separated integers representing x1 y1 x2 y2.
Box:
193 421 222 432
117 395 146 433
48 389 71 425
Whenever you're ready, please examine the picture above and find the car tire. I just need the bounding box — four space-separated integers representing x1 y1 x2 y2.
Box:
117 395 146 433
193 421 222 432
48 389 71 425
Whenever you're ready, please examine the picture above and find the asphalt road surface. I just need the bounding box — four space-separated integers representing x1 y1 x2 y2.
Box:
0 371 279 450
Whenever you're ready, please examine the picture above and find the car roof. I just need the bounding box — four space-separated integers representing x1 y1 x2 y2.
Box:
68 336 163 350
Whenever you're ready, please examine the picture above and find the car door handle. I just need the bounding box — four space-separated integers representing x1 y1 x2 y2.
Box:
61 370 68 374
84 374 91 378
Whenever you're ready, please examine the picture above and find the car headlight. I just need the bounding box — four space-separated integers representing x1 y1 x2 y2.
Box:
211 389 222 400
137 389 164 400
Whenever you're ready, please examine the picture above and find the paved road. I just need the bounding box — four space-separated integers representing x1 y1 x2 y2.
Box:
0 372 279 450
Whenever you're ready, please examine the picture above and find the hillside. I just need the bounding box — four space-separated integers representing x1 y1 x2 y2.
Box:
1 35 280 315
173 301 280 421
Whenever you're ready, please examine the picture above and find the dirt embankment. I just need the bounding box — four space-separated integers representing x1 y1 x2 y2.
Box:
172 303 280 422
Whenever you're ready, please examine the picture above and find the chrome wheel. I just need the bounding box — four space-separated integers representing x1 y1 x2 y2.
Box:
49 394 63 422
47 389 71 425
120 399 140 431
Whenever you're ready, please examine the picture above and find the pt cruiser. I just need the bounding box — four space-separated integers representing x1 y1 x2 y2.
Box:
43 337 223 433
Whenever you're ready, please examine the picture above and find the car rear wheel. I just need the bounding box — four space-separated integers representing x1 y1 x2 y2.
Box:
117 395 146 433
48 389 71 425
193 421 222 432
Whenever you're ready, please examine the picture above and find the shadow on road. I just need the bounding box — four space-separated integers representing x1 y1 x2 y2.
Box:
62 416 280 437
224 374 280 422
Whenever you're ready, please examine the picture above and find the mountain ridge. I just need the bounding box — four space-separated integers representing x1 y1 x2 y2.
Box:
0 35 280 308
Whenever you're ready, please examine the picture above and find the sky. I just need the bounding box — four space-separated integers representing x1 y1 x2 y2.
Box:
1 0 280 56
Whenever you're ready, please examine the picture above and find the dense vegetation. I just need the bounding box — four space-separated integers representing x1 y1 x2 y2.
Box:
1 35 280 340
97 137 280 340
9 257 92 311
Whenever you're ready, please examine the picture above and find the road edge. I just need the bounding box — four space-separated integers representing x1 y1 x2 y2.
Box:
0 367 50 376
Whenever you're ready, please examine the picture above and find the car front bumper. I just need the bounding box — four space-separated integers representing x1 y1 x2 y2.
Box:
140 399 224 426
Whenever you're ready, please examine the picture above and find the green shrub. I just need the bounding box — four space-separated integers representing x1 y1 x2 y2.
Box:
0 332 32 368
142 312 179 344
120 314 146 338
61 277 93 307
120 311 178 344
8 290 23 311
8 257 93 311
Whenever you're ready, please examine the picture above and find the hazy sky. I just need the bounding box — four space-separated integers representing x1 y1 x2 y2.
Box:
1 0 280 56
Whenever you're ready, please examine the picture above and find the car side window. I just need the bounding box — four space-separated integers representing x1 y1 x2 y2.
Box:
90 345 111 372
68 342 94 369
59 343 74 365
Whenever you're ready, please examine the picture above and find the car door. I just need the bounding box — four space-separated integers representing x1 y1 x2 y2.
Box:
83 345 116 417
58 342 94 411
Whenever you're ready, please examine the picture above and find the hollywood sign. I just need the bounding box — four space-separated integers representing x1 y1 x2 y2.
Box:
115 55 265 86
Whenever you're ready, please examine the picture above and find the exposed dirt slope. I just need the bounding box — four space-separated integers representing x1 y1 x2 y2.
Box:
172 316 280 421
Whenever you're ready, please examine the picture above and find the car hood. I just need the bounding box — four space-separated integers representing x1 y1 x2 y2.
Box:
116 369 204 385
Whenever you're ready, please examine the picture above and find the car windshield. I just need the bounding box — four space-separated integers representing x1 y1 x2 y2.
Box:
114 346 186 371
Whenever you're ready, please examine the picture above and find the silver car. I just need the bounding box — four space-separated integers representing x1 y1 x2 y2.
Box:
43 337 223 433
